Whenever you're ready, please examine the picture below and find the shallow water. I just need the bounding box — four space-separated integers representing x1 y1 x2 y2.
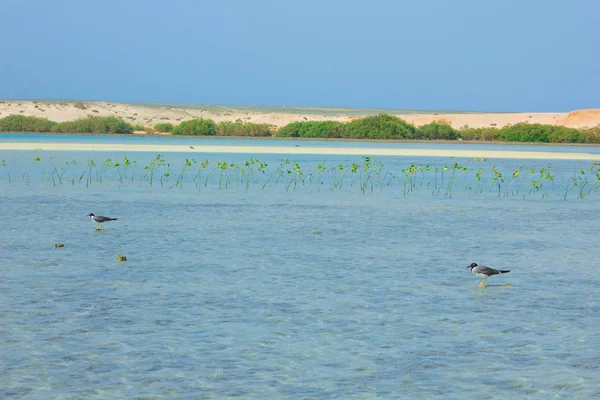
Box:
1 139 599 399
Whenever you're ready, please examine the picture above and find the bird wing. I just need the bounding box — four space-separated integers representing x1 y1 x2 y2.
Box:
94 216 116 222
475 266 502 276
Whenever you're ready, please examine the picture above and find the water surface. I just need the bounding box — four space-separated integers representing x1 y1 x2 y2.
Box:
1 139 599 399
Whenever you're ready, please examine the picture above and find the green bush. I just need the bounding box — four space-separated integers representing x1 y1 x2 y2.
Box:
457 126 501 141
274 121 302 137
52 116 133 134
171 118 217 135
0 115 57 132
494 123 587 143
498 123 552 142
154 123 174 132
546 126 587 143
580 125 600 143
216 121 274 137
344 114 417 139
275 121 346 138
417 121 458 140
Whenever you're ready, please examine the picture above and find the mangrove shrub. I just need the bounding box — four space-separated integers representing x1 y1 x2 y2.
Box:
154 123 174 132
216 121 273 137
345 114 417 139
172 118 217 135
275 121 346 138
417 121 458 140
51 116 134 134
0 115 57 132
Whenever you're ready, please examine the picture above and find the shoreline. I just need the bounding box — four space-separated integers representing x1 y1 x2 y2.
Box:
1 142 599 160
1 100 599 129
2 132 600 147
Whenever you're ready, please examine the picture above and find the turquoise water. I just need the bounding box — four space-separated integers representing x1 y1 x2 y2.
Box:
3 133 600 154
1 136 599 398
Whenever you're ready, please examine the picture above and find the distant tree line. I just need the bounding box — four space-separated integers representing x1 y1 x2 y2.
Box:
1 114 599 143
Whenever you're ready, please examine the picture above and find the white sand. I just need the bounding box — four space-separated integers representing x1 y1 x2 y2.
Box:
1 142 598 160
1 100 600 129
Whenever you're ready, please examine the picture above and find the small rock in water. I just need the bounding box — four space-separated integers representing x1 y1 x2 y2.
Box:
55 243 65 248
116 254 127 261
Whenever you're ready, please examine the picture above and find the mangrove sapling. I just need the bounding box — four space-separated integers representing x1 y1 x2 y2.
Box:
443 164 457 198
417 164 430 189
332 163 347 191
473 167 484 194
23 156 41 184
432 167 440 194
276 158 291 186
203 161 220 188
79 159 96 187
142 154 162 186
227 162 241 189
575 169 591 199
173 158 195 188
97 157 112 184
214 161 230 189
490 165 505 197
1 159 10 182
162 165 171 186
192 160 210 188
285 160 303 191
359 157 373 193
48 157 75 186
262 160 287 190
402 166 414 196
113 157 129 187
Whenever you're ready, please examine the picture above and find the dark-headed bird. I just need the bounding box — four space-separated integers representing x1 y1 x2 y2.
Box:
467 263 510 287
87 213 118 231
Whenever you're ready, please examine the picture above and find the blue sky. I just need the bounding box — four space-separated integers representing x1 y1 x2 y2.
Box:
1 0 598 111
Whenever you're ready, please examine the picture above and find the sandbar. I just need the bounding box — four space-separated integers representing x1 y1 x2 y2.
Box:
1 142 598 160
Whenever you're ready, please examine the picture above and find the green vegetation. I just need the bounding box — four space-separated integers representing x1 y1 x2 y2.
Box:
275 121 346 138
2 155 599 200
51 116 133 134
216 121 273 136
171 118 217 135
0 115 133 134
459 123 598 143
417 121 459 140
154 123 174 132
345 114 418 139
0 115 57 132
1 113 599 143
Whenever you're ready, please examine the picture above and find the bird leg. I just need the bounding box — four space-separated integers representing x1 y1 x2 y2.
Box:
479 278 486 288
96 223 102 231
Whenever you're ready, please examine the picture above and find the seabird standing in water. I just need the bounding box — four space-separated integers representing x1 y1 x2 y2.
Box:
87 213 118 230
467 263 510 287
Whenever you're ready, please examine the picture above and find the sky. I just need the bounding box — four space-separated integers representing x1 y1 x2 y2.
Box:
0 0 599 112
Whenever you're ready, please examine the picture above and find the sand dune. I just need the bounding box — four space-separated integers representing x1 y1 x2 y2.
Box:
1 100 599 131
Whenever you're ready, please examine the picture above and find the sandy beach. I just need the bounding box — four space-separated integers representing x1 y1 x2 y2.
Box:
1 142 598 160
2 100 600 159
1 100 600 130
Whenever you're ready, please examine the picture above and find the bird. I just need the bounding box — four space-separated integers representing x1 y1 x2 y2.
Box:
467 263 510 287
87 213 118 230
